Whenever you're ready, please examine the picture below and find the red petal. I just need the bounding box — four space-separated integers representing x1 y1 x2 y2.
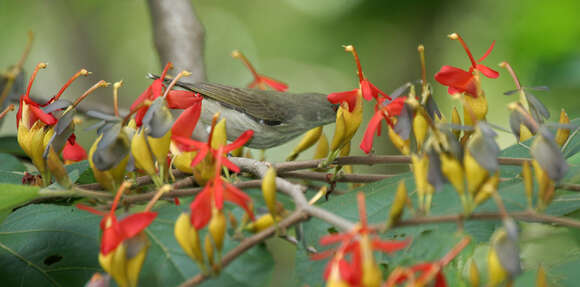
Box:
327 90 358 112
173 197 181 205
434 66 473 87
322 259 333 279
338 258 358 285
223 183 254 220
62 140 87 162
118 212 157 238
28 104 57 126
220 156 241 173
319 233 351 246
100 226 124 255
310 249 336 261
151 79 163 99
371 238 409 253
213 178 224 210
360 80 374 101
166 91 202 109
171 102 202 138
476 64 499 79
130 86 152 111
434 271 447 287
360 111 384 154
368 81 391 100
386 97 406 116
190 186 213 229
224 130 254 153
259 75 288 92
477 40 495 63
75 204 108 216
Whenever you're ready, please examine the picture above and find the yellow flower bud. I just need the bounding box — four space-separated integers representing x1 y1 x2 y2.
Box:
17 121 53 175
463 93 487 126
360 235 382 287
99 233 149 287
440 153 465 195
173 151 197 174
464 150 488 195
89 134 130 192
313 133 329 160
532 160 555 209
522 161 533 208
413 112 428 151
262 167 278 217
343 96 363 144
451 106 461 139
174 213 204 267
211 118 227 149
209 209 227 252
412 153 430 209
519 124 533 142
326 260 350 287
204 234 215 267
555 109 570 147
388 126 410 155
131 129 156 176
536 265 547 287
287 126 323 161
148 131 171 167
473 173 499 206
487 244 508 287
330 107 346 152
386 180 407 228
245 214 281 233
469 259 480 287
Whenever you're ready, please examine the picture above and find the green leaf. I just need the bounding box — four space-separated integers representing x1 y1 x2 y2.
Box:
0 184 39 212
0 136 25 157
0 152 26 172
0 203 275 287
64 160 94 184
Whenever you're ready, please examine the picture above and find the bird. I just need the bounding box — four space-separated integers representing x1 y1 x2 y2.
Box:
149 74 338 149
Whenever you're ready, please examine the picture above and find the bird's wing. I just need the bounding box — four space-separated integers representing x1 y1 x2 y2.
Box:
188 82 293 125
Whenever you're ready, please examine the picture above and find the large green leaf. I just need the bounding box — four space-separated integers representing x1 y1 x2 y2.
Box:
0 184 39 212
0 152 26 172
0 136 25 157
0 203 275 287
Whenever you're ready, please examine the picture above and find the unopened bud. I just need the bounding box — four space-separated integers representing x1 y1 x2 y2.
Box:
286 126 323 161
262 167 278 217
555 109 570 147
469 259 480 287
386 180 407 228
522 161 533 208
464 150 488 195
413 112 428 151
174 213 204 268
451 106 461 139
209 210 227 252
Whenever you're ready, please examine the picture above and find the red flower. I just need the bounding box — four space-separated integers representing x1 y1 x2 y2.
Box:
77 184 157 255
16 63 56 129
130 63 201 126
62 134 87 163
327 45 391 112
232 50 288 92
311 192 409 285
171 96 202 139
360 97 406 153
171 128 254 172
434 33 499 97
384 237 471 287
17 64 89 129
188 147 255 229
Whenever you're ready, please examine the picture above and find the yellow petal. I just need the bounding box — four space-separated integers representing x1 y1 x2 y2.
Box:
440 153 465 195
388 126 410 155
174 213 204 266
413 112 428 151
313 133 329 160
451 106 461 139
464 150 488 195
463 94 487 126
211 118 227 149
209 209 227 252
555 109 570 147
131 129 156 176
287 126 323 161
262 167 278 217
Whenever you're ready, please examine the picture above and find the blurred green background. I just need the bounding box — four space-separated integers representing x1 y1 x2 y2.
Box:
2 0 580 163
1 1 580 285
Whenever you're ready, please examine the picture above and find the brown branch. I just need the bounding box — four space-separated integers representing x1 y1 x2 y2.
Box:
280 170 395 183
147 0 206 82
274 155 529 173
382 210 580 230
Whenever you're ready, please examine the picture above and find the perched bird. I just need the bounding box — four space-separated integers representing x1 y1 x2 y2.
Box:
150 74 338 149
